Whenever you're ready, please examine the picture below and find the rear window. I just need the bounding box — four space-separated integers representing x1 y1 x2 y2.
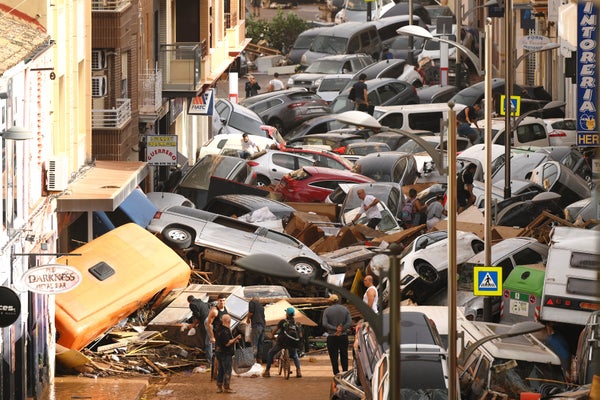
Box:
319 77 350 92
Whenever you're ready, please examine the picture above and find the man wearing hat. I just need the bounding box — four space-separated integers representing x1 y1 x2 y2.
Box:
263 307 303 378
322 295 352 375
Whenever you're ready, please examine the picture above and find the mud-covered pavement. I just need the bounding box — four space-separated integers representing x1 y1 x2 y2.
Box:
47 352 340 400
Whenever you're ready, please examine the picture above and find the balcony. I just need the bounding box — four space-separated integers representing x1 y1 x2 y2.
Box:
139 69 166 122
91 0 131 12
92 98 132 129
159 43 203 97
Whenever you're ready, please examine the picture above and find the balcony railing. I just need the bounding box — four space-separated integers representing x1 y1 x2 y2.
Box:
91 0 131 12
92 98 132 129
159 43 202 94
139 69 163 115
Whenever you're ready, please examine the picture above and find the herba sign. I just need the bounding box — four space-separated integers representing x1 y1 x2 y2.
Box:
22 264 82 294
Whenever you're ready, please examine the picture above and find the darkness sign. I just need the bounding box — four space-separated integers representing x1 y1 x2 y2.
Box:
0 286 21 327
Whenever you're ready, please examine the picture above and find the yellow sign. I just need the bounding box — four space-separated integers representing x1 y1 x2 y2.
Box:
473 266 502 296
499 95 521 117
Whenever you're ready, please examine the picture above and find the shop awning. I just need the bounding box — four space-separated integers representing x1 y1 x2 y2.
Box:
56 161 149 212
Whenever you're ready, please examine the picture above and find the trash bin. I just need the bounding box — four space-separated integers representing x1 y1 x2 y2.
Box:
500 264 546 324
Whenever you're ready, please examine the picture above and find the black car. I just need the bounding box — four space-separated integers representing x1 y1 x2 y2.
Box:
450 78 553 116
352 151 419 185
417 84 460 103
239 88 330 135
330 78 419 113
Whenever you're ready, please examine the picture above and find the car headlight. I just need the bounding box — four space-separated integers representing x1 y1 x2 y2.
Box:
288 77 294 86
300 53 307 65
314 77 323 87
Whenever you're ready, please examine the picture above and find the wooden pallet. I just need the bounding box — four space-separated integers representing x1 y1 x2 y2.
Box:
246 42 280 56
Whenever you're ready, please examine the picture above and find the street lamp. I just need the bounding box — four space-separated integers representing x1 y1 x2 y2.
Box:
459 321 544 364
397 25 484 76
236 252 402 400
461 0 498 22
502 41 561 200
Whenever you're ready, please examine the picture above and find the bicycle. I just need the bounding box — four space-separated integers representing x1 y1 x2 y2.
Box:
277 347 292 379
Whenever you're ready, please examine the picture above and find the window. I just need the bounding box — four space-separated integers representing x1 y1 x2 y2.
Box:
380 113 404 129
512 247 545 265
408 112 443 131
348 37 360 53
272 153 297 170
377 84 399 104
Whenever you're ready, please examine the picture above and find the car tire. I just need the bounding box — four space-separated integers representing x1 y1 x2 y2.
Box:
415 261 439 284
161 225 193 249
256 175 271 187
290 258 319 280
471 240 484 254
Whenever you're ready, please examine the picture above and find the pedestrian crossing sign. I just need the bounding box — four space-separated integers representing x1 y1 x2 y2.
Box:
473 266 502 296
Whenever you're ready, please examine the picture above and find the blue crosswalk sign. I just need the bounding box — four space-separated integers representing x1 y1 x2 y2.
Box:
500 95 521 117
473 266 502 296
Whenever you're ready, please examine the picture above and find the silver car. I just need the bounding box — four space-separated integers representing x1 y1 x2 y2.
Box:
146 206 331 280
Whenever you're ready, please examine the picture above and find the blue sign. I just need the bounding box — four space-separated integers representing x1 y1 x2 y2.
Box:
577 1 598 147
473 266 502 296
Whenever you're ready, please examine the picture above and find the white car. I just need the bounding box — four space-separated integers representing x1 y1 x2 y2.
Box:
316 73 352 103
247 150 315 186
399 230 484 304
146 206 332 282
545 118 577 146
196 133 278 160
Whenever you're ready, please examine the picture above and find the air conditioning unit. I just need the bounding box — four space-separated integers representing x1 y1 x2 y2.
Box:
46 157 69 191
92 50 107 70
92 76 107 97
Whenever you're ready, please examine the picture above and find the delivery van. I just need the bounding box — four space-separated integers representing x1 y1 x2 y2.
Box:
539 227 600 326
55 223 191 350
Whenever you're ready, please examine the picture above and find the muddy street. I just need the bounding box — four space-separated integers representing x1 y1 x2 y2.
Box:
48 352 341 400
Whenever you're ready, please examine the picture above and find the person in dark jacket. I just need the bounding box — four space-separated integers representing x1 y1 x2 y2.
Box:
245 75 261 97
246 296 266 363
215 313 242 393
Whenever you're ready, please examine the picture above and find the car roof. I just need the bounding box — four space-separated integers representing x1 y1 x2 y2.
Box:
239 88 309 104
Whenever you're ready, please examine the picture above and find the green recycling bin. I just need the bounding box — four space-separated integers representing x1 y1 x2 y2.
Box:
500 264 546 324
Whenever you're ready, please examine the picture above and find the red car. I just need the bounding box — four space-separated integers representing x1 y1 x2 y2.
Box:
275 166 374 203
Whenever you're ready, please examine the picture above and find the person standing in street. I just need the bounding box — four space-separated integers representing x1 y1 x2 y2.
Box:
246 296 266 363
207 293 229 365
426 193 447 229
363 275 379 313
267 72 285 92
351 188 381 229
245 75 261 97
214 314 242 393
352 73 369 112
322 295 352 375
251 0 261 17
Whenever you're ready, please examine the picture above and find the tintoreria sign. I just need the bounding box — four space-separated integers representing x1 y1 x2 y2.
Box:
577 0 598 147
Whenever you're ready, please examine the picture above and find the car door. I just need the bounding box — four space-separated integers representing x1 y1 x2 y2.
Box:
269 152 314 184
515 121 549 146
377 83 401 105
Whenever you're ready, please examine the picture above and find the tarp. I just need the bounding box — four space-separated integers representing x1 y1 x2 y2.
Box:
264 300 317 327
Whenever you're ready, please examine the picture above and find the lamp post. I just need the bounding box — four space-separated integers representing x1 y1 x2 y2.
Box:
502 41 561 200
397 25 484 77
236 253 402 400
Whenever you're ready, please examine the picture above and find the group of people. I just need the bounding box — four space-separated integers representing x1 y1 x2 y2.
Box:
244 72 284 98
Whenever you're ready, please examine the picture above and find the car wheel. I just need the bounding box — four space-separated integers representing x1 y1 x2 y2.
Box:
256 175 271 186
415 261 439 284
161 226 193 249
471 240 484 254
290 258 319 280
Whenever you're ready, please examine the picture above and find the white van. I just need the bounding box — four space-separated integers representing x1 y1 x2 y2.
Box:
373 102 467 134
539 226 600 326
